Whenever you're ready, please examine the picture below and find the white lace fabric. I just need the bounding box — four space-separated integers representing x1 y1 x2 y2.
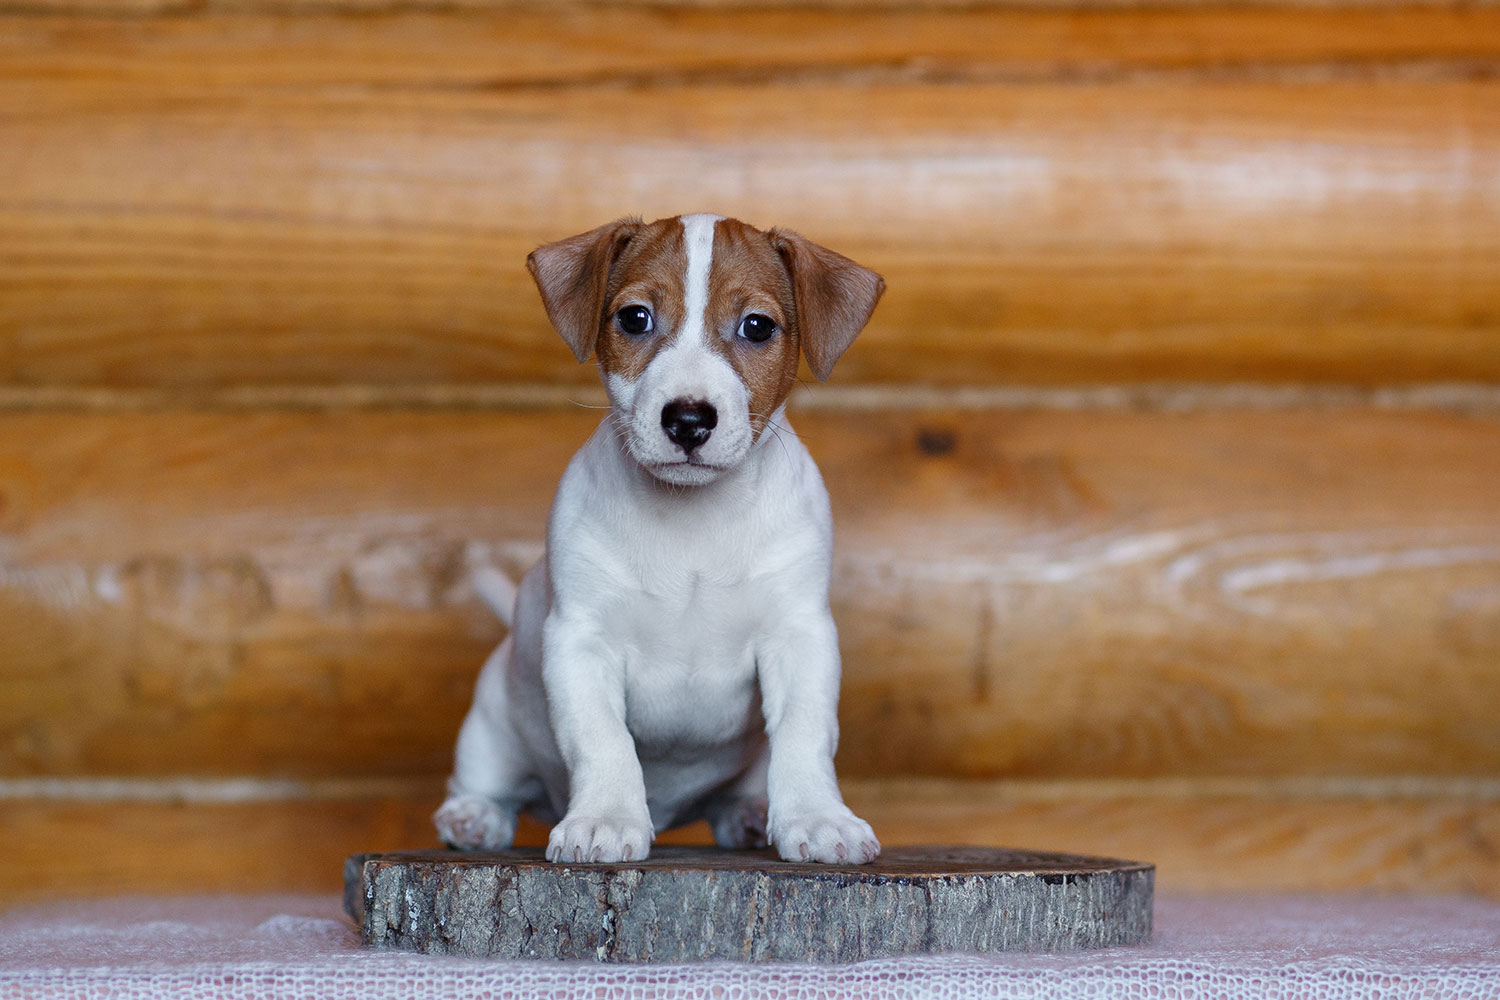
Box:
2 893 1497 999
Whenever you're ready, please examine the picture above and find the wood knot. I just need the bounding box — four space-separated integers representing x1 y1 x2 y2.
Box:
916 427 957 456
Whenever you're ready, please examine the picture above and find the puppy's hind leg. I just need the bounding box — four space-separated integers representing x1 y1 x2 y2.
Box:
434 638 537 850
703 747 770 850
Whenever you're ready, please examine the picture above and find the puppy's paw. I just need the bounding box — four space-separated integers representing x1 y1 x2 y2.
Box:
546 813 653 864
434 795 516 851
771 807 880 865
708 796 769 850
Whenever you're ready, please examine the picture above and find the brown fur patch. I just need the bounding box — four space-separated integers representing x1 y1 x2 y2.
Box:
769 228 885 382
595 217 689 384
705 218 801 440
526 218 641 363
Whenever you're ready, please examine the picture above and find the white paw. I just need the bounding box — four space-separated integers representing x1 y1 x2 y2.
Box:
434 795 516 850
771 807 880 864
546 814 653 863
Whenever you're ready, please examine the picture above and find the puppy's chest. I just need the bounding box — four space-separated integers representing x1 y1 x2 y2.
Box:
611 557 769 673
604 548 787 746
582 496 801 650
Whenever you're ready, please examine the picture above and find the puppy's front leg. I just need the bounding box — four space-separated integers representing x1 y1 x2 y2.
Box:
759 616 880 864
542 612 654 863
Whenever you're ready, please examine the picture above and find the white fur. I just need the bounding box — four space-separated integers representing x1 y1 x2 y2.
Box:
680 212 718 345
436 215 878 865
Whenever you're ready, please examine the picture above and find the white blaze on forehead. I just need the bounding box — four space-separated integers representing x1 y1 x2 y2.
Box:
678 213 722 348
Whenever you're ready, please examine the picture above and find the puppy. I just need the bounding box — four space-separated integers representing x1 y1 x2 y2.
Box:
435 213 884 865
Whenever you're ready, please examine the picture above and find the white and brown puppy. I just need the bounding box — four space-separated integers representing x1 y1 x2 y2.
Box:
435 213 884 865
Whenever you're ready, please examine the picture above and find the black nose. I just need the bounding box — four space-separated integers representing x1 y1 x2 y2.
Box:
661 399 718 454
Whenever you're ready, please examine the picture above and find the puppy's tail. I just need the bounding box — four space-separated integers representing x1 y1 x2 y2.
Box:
471 565 519 630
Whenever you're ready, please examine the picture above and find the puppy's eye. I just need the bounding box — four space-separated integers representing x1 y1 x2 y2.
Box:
616 306 653 336
738 314 777 343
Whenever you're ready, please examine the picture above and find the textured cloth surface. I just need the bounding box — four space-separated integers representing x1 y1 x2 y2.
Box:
2 893 1498 999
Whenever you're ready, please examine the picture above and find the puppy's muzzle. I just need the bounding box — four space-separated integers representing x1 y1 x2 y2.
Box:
661 398 718 455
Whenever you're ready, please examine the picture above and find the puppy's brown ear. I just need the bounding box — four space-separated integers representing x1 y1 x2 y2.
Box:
527 218 641 363
770 229 885 381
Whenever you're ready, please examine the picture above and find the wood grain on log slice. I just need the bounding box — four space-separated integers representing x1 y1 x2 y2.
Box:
345 846 1154 961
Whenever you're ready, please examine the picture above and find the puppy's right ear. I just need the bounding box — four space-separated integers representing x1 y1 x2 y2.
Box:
526 218 641 363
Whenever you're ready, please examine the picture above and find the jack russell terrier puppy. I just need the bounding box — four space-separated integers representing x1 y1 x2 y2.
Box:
434 213 884 865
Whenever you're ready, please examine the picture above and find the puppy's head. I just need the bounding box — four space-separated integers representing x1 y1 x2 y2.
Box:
527 214 884 486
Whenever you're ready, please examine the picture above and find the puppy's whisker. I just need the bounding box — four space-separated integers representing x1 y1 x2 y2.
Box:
769 427 793 464
750 411 795 465
773 417 811 447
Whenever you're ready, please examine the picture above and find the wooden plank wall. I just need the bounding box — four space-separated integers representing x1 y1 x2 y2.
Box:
2 0 1498 902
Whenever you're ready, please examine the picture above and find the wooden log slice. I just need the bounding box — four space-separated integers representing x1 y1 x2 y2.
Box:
345 846 1154 962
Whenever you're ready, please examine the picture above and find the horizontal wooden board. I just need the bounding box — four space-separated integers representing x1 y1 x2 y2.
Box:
856 780 1500 899
10 8 1500 88
1 407 1497 781
2 9 1499 387
7 0 1496 13
5 780 1497 901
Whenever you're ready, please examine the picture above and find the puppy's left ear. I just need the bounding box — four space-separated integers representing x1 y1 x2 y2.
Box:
770 229 885 381
527 217 641 363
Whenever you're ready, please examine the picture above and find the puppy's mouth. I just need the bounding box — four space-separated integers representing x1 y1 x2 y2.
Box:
640 454 737 487
646 457 729 474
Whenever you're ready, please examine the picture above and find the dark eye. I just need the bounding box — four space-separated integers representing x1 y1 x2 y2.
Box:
616 305 653 336
738 314 777 343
